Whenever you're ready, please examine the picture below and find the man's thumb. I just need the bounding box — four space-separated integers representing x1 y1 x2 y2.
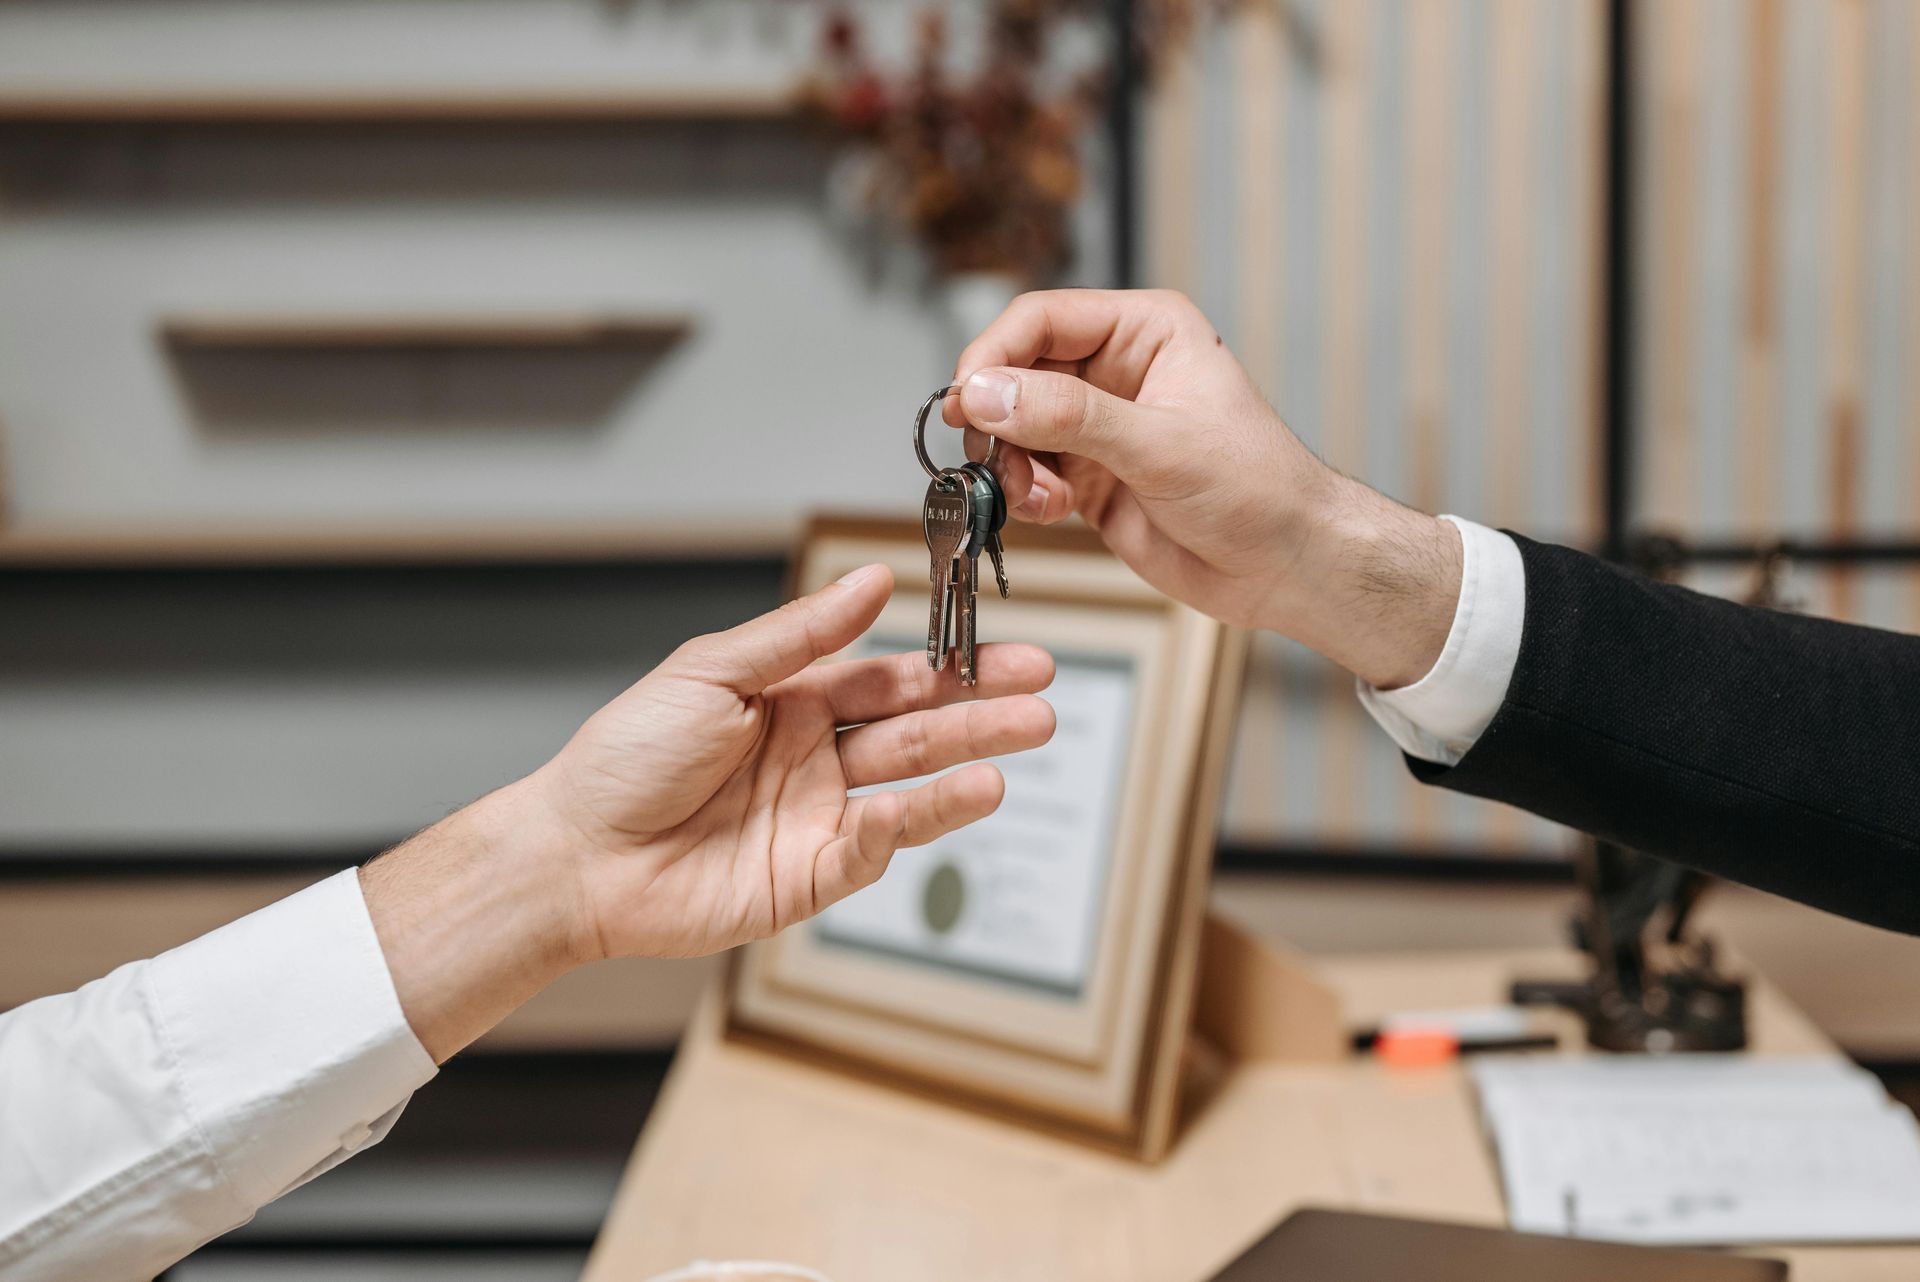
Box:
959 368 1162 478
674 563 891 695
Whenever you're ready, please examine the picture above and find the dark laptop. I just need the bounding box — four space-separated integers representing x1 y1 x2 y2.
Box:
1212 1208 1788 1281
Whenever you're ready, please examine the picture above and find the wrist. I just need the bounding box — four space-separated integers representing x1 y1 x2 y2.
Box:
1272 476 1462 690
360 776 593 1062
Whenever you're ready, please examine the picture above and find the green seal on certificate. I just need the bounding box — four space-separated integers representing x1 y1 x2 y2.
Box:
922 862 966 935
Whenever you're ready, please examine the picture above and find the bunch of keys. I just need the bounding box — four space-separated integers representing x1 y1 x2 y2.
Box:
915 385 1011 686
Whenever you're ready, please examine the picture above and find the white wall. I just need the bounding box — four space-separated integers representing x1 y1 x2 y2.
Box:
0 0 1110 535
0 0 1113 850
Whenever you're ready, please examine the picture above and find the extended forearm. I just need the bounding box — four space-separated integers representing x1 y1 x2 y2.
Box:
360 776 590 1062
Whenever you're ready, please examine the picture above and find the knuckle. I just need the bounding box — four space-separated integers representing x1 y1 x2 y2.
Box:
964 703 992 759
1013 288 1067 315
1151 288 1209 330
892 652 928 713
1077 388 1112 437
904 712 935 770
1147 287 1192 313
783 596 833 658
876 793 908 842
664 634 717 676
1032 375 1088 429
928 781 954 830
965 293 1042 352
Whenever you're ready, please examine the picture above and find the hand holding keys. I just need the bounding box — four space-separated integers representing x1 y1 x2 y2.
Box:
915 386 1011 686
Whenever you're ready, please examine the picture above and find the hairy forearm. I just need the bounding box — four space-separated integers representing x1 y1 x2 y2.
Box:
359 776 590 1063
1277 474 1463 690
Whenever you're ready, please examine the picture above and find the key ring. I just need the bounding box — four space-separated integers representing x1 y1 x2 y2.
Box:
914 384 999 487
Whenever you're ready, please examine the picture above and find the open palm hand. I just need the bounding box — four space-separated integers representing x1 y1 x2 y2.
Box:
532 563 1055 960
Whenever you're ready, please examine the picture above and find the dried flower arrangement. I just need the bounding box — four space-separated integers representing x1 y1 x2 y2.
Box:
803 2 1108 288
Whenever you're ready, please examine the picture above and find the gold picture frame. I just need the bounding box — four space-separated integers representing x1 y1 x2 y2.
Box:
727 515 1247 1160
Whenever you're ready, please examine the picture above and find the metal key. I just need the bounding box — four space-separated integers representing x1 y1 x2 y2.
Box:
954 525 979 684
961 461 1011 599
922 475 972 671
954 464 1009 684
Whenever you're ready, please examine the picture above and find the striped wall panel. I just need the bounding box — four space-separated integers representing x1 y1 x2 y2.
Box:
1146 0 1606 856
1632 0 1920 632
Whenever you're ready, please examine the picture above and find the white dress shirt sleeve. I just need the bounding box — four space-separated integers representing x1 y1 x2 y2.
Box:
1356 515 1527 766
0 868 437 1282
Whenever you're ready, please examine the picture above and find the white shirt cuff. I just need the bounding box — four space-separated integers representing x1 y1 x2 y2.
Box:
1356 516 1526 766
146 868 438 1207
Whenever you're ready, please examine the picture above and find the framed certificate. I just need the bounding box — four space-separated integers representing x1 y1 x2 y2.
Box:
727 515 1247 1160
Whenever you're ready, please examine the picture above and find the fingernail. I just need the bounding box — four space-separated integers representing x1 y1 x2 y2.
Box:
1018 482 1050 517
836 563 882 588
963 370 1019 425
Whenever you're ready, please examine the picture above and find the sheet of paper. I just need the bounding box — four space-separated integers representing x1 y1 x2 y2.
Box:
1472 1055 1920 1245
813 643 1136 997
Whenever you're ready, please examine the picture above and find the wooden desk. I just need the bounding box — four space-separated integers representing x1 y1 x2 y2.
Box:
583 948 1920 1282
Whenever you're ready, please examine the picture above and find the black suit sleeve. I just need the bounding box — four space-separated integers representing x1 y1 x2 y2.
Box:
1410 533 1920 935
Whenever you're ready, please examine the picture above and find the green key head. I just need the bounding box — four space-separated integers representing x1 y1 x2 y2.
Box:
962 462 1007 533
